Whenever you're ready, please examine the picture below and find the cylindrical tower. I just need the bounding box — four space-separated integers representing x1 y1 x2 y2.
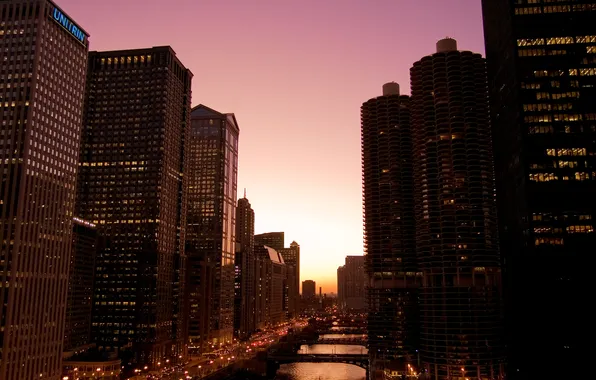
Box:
361 84 420 373
410 40 505 379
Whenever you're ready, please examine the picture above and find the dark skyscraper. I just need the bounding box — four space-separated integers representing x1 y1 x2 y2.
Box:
187 105 239 348
361 83 420 373
302 280 316 299
234 194 255 339
0 1 89 378
278 240 300 317
410 38 505 379
78 46 192 365
254 231 284 251
482 3 594 378
64 218 98 353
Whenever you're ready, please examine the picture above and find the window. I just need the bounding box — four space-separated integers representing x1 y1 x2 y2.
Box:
529 173 558 181
546 36 574 45
566 225 594 233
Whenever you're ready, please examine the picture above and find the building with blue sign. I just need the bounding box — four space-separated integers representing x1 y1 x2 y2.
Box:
0 1 89 379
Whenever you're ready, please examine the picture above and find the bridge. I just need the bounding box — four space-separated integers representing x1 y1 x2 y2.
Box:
316 337 367 345
268 353 369 370
317 327 366 335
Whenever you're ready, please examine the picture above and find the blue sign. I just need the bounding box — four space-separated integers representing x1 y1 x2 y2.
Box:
51 8 86 44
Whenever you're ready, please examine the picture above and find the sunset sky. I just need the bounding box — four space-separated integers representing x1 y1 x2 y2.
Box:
60 0 486 293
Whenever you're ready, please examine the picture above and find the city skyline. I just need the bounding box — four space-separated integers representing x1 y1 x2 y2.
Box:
54 0 486 293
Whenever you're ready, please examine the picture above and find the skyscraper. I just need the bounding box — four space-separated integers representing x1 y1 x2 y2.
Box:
64 218 98 353
302 280 316 299
278 240 300 317
0 1 89 378
187 105 239 348
254 231 284 251
336 266 346 309
254 246 286 326
482 3 594 378
410 38 505 379
77 46 192 365
234 194 255 339
361 83 420 373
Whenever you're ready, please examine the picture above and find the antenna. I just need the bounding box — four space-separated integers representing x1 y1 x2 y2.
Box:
244 188 246 198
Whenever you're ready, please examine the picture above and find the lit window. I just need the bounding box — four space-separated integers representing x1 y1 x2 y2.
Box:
566 225 594 233
546 36 574 45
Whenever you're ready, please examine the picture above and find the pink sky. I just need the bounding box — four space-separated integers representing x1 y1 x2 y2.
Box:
60 0 485 293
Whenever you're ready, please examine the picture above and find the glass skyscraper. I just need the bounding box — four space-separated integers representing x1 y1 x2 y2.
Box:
482 1 594 378
187 105 239 349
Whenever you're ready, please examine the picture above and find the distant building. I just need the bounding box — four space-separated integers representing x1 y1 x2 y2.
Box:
255 245 286 326
254 232 285 251
278 241 300 317
337 255 366 310
0 1 89 378
337 266 346 307
302 280 316 299
64 218 99 353
234 195 255 339
78 46 192 364
187 104 239 348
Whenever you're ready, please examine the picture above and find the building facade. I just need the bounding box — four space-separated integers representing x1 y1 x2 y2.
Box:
481 2 594 378
0 1 89 378
410 38 505 379
278 240 300 317
254 231 284 251
77 46 192 365
64 218 98 353
187 105 239 348
234 195 255 339
361 83 420 372
337 255 366 310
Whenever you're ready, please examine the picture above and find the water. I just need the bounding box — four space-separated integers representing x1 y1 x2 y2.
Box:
275 362 366 380
273 344 367 380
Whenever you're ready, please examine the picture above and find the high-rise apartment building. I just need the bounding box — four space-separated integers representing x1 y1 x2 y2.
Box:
0 1 89 378
410 38 505 379
234 194 255 339
278 240 300 317
482 3 594 378
77 46 192 365
302 280 316 299
361 83 420 372
337 255 366 310
64 218 98 353
187 105 239 348
254 231 284 251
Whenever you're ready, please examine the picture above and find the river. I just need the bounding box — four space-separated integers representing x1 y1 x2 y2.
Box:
274 344 368 380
